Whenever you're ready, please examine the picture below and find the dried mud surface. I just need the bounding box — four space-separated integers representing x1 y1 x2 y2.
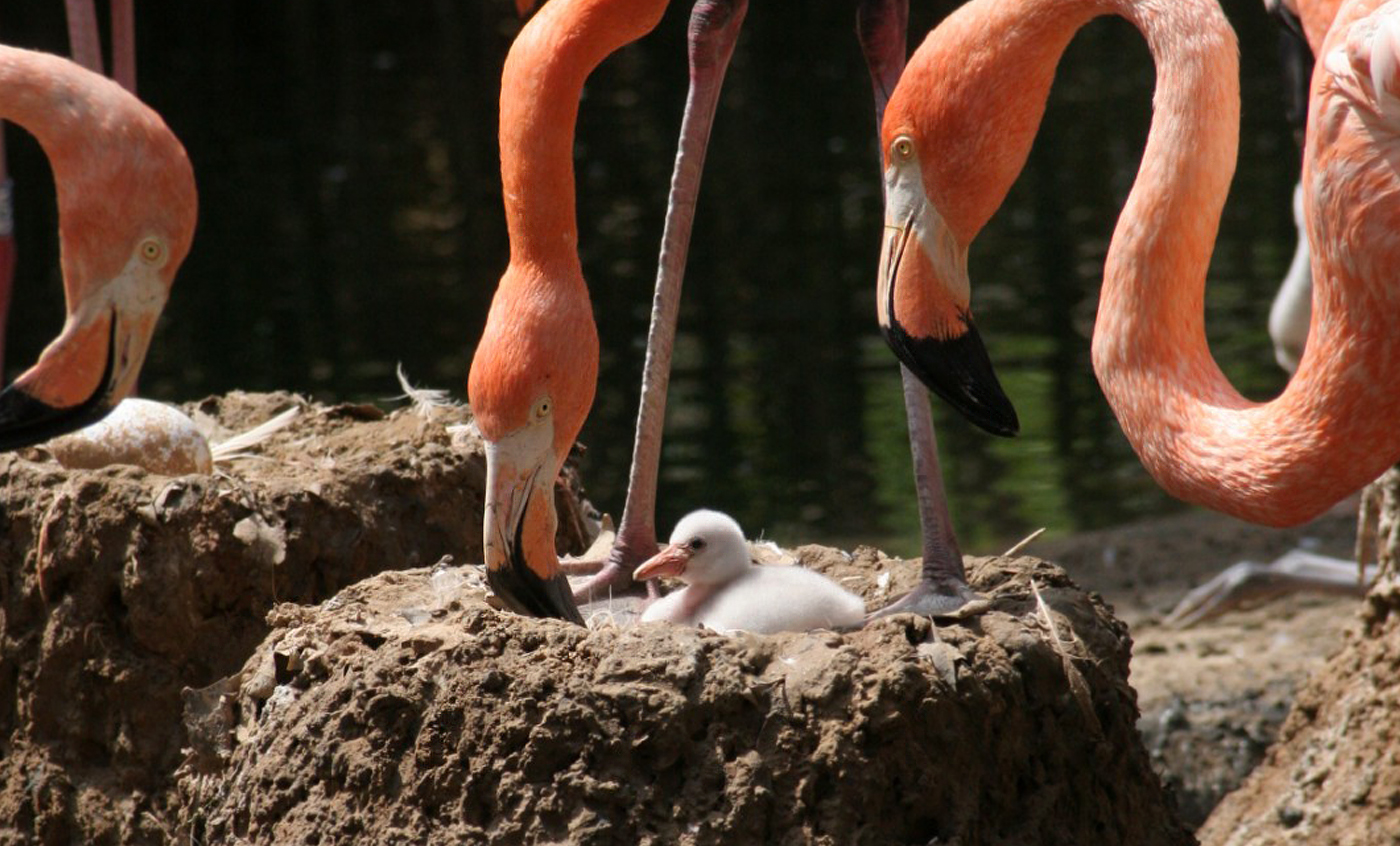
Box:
1192 469 1400 846
1037 507 1363 829
0 392 591 846
176 551 1188 846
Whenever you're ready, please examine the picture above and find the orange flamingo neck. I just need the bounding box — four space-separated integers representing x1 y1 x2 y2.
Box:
1087 0 1400 525
499 0 667 272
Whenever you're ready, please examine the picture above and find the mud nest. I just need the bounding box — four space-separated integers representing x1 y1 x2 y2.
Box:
0 392 591 845
174 548 1190 846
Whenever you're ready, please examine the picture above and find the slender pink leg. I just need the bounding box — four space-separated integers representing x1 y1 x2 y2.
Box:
573 0 749 605
111 0 137 93
858 0 987 618
0 9 14 375
65 0 104 75
0 131 12 378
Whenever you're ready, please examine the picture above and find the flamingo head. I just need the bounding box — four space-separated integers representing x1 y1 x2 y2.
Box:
0 48 197 451
467 266 596 623
634 509 752 586
870 9 1089 438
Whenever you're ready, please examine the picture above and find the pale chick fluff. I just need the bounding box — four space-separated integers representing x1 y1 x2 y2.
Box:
639 509 865 634
44 398 212 475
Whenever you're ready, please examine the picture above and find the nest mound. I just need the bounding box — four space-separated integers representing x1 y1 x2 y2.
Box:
175 550 1190 846
0 392 590 845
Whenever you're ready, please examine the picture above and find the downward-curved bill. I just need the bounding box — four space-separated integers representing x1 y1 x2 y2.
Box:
877 207 1019 437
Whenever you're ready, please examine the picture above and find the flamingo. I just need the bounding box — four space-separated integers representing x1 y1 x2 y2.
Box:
469 0 746 623
2 1 135 378
0 43 195 452
1165 0 1394 625
875 0 1400 571
635 509 866 633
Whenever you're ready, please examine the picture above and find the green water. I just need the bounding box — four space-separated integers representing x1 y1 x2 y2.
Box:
1 0 1300 555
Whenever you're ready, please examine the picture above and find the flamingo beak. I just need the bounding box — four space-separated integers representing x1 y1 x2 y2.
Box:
0 306 133 451
634 544 692 581
877 196 1019 437
483 427 584 624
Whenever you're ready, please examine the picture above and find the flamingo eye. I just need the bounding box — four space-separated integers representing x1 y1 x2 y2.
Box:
532 398 551 420
139 237 166 265
690 537 706 551
892 135 915 162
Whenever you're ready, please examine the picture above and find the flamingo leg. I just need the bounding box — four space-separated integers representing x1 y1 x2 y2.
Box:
572 0 748 606
0 139 12 379
65 0 104 75
857 0 988 620
1164 550 1374 628
111 0 137 93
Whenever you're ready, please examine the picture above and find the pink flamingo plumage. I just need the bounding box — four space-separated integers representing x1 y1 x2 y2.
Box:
0 0 138 380
0 43 195 451
878 0 1400 552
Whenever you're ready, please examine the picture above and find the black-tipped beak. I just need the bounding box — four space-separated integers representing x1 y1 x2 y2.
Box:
0 386 114 452
0 317 118 452
483 435 585 625
882 315 1020 437
486 491 585 625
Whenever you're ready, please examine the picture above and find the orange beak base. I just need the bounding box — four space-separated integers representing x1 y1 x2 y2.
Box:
633 544 691 581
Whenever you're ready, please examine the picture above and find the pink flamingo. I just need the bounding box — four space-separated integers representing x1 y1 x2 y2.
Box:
876 0 1400 597
1 0 137 378
0 43 195 451
1167 0 1397 625
469 0 746 622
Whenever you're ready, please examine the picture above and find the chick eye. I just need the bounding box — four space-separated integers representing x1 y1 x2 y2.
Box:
139 237 166 265
690 538 707 551
891 135 915 162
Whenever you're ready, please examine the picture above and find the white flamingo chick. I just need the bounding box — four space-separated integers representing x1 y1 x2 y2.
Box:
636 509 865 633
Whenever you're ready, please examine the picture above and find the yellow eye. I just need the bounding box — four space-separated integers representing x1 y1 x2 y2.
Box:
532 398 551 420
139 237 166 265
892 136 915 161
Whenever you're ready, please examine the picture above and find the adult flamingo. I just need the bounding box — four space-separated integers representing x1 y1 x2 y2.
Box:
469 0 746 622
876 0 1400 557
0 44 195 451
0 0 138 378
1165 0 1394 625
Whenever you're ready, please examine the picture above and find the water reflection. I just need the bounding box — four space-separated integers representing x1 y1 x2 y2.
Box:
2 1 1299 554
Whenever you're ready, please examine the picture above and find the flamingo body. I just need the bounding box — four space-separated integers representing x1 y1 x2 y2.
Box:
879 0 1400 529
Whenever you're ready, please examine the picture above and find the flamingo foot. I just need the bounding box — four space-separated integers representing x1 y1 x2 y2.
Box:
1163 549 1372 628
571 560 662 606
868 577 991 622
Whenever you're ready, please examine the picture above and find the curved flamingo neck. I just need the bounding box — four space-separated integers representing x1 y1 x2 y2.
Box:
1087 0 1400 525
499 0 666 272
